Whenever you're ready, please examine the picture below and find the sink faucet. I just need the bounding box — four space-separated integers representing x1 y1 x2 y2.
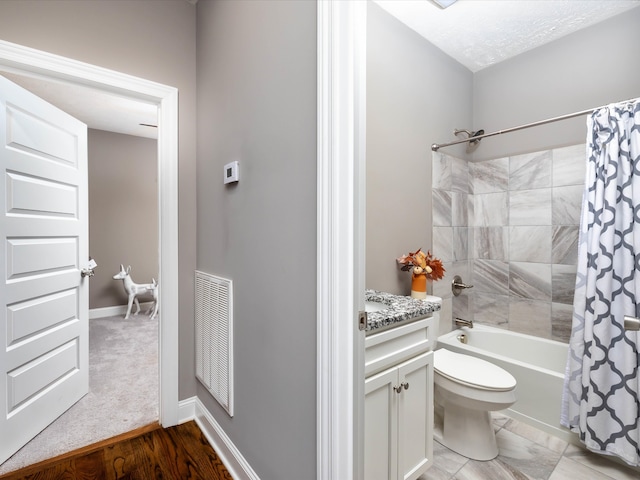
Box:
455 317 473 328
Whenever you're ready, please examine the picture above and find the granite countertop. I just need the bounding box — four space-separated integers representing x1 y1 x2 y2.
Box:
365 289 441 333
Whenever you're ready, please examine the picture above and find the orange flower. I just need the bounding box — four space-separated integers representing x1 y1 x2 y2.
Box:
396 248 446 281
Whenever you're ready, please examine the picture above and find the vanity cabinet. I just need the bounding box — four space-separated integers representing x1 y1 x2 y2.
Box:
364 316 435 480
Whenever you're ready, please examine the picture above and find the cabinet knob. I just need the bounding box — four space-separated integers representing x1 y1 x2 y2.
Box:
394 383 409 393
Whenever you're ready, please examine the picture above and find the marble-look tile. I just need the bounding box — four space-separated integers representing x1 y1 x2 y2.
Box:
474 293 509 326
452 292 470 324
453 227 468 261
473 259 509 295
473 227 508 261
451 155 470 193
433 152 452 190
433 273 453 300
551 302 573 343
509 298 552 339
452 192 469 226
552 226 579 265
509 189 552 226
548 456 613 480
475 192 509 227
562 444 640 480
509 262 552 301
509 150 552 191
494 428 563 480
552 144 586 187
471 157 509 194
502 418 568 455
433 189 452 227
438 297 454 336
454 456 531 480
552 185 583 225
421 441 468 480
433 226 454 263
552 264 577 305
492 412 512 429
509 226 552 263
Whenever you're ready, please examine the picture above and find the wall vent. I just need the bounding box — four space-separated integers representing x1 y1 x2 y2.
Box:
195 270 233 416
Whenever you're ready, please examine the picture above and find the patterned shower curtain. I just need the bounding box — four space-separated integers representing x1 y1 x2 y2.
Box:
561 99 640 466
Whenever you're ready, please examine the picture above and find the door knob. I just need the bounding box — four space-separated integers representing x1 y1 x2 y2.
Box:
81 257 97 278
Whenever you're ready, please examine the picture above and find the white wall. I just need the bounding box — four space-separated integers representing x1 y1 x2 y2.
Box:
195 1 317 478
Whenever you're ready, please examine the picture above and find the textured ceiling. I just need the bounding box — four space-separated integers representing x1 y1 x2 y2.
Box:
374 0 640 72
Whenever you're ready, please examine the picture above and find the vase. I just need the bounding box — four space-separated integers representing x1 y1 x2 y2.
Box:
410 273 428 299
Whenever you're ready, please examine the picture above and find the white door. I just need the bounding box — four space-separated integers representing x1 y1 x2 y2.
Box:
0 75 88 464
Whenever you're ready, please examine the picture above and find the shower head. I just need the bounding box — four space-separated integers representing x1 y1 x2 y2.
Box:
468 129 484 145
454 128 485 151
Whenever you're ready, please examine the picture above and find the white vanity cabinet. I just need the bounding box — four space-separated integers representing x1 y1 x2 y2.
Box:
364 316 436 480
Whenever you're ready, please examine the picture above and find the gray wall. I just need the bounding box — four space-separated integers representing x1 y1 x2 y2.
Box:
366 2 473 299
367 4 640 333
195 1 317 478
88 129 158 310
0 0 198 399
473 7 640 161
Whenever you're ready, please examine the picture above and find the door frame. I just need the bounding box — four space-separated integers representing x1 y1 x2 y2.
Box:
317 1 366 479
0 39 179 426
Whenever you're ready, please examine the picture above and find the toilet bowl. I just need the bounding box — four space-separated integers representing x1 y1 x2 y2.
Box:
433 348 517 461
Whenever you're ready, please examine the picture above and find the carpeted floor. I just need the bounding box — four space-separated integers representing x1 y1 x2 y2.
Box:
0 312 159 475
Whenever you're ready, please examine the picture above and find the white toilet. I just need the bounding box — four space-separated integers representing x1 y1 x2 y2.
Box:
433 348 517 461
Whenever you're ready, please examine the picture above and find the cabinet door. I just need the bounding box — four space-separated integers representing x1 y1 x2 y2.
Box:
397 351 434 480
365 367 399 480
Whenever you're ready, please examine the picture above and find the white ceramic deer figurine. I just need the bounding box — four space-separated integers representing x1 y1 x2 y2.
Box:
113 264 159 320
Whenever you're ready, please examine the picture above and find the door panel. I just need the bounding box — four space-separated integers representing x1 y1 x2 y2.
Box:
9 339 80 409
8 289 78 344
398 351 433 480
7 172 78 217
364 368 398 480
0 75 88 465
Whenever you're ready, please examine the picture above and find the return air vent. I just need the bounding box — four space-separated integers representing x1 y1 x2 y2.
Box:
195 270 233 416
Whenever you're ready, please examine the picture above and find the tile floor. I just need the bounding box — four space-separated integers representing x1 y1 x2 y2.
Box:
423 413 640 480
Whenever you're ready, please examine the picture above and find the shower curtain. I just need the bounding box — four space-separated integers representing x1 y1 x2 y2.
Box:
562 99 640 466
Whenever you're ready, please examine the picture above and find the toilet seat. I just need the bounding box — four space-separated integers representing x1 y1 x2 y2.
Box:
434 349 516 391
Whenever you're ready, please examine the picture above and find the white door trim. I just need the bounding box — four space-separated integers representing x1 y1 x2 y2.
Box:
0 39 179 427
317 1 366 479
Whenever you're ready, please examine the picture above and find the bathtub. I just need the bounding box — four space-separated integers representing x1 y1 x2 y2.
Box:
437 324 575 443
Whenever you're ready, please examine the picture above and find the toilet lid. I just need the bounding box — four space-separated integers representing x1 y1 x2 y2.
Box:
434 349 516 391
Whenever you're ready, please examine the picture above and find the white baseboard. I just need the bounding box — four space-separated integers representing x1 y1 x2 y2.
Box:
179 396 260 480
90 302 155 319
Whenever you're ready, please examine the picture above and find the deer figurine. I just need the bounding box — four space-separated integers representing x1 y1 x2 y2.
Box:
113 264 158 320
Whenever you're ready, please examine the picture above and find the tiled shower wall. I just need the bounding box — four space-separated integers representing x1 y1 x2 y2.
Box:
432 144 586 343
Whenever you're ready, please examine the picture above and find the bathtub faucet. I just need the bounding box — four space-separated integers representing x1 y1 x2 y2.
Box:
455 317 473 328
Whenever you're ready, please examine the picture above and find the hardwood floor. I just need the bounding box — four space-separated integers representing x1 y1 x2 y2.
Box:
0 421 232 480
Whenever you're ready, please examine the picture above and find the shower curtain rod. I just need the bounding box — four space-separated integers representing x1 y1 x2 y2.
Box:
430 97 639 152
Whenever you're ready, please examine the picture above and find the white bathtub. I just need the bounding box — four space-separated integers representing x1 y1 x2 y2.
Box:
437 324 575 443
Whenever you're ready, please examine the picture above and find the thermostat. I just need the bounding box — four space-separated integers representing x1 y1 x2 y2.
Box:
224 161 239 184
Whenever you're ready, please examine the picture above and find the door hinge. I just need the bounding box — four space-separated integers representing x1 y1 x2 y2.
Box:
358 311 367 331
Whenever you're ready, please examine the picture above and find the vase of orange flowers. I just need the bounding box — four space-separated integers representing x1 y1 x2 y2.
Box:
396 248 445 299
